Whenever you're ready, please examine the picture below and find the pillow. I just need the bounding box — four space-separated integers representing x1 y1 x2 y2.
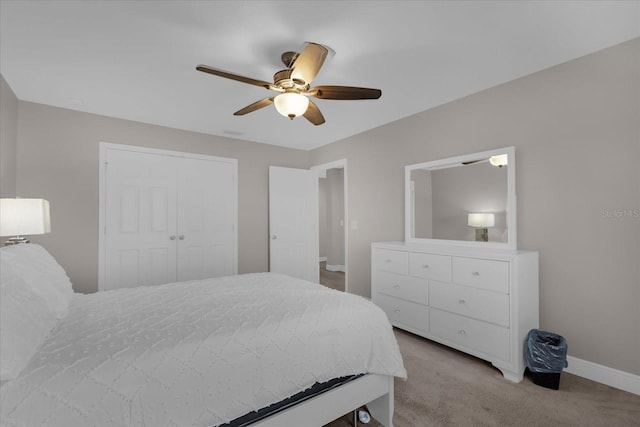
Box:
0 244 74 381
0 244 74 318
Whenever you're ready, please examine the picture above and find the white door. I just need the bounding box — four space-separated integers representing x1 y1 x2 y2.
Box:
104 149 178 289
176 157 236 281
269 166 319 283
101 144 237 291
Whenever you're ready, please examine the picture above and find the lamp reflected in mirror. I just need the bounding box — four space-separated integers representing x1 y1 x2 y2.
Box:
468 212 494 242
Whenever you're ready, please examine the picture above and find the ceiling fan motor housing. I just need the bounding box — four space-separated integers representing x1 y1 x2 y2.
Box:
281 51 299 68
273 69 306 90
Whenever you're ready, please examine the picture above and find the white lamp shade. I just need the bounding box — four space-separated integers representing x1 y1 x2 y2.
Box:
468 213 495 228
274 92 310 118
0 198 51 236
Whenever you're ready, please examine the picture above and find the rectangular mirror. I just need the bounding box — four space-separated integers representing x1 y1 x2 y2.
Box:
405 146 516 250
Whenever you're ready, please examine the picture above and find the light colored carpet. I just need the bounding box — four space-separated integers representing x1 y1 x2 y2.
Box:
326 329 640 426
319 261 345 292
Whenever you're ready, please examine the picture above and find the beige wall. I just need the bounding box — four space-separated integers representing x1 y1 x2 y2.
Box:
16 102 308 294
319 168 345 267
319 177 328 259
0 74 18 199
310 39 640 375
326 168 345 267
411 169 433 239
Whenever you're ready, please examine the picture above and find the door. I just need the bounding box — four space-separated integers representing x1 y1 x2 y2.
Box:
177 157 236 281
100 143 237 291
104 149 178 289
269 166 319 283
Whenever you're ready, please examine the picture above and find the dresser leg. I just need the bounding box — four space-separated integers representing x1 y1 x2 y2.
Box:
495 365 524 383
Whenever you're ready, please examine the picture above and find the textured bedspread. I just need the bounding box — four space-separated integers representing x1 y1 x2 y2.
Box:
0 273 406 426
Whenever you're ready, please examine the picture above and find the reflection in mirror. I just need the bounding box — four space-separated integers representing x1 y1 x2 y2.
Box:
406 147 516 249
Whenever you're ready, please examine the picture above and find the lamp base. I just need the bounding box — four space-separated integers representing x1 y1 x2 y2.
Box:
4 236 30 246
475 228 488 242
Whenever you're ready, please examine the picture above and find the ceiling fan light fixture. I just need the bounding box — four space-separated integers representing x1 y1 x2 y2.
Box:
489 154 509 167
274 92 309 119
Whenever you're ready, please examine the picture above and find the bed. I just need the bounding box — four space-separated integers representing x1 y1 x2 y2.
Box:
0 244 406 426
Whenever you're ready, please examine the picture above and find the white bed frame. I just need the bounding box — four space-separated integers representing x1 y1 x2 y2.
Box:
254 374 394 426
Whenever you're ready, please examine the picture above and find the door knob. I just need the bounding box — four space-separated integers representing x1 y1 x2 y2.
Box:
272 235 277 240
169 235 176 240
179 235 185 240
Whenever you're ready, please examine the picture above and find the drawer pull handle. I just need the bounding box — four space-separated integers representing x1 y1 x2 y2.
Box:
394 309 400 313
386 259 392 263
423 264 430 269
394 284 400 289
458 299 466 304
458 330 466 335
472 271 480 276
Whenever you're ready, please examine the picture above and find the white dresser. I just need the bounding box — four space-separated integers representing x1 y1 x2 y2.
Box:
372 241 538 382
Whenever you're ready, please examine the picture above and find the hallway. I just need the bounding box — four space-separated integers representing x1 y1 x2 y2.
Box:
319 261 345 292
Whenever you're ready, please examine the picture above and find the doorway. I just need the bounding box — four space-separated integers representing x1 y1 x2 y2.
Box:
312 160 348 292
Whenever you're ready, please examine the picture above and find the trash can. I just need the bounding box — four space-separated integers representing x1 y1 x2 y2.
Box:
525 329 568 390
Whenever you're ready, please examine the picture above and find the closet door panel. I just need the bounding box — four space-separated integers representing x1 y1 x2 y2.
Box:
177 157 236 281
104 149 178 290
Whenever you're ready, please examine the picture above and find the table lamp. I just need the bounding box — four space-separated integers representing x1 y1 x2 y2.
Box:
0 198 51 245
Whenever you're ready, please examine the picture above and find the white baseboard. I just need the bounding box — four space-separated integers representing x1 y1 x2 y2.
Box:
319 257 327 262
565 355 640 395
326 264 345 272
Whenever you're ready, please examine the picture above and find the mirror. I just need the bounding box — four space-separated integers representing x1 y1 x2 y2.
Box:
405 147 516 249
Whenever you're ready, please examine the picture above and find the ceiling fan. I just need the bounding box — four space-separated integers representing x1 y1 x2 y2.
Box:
196 42 382 126
462 154 509 168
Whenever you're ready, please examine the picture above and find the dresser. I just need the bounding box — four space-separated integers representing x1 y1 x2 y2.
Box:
372 241 538 382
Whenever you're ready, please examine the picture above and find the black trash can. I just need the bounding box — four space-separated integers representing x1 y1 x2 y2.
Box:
525 329 568 390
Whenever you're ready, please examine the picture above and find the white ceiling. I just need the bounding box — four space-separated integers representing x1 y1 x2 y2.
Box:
1 1 638 150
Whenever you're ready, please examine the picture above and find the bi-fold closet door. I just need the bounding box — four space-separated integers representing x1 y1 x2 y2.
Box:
100 144 237 291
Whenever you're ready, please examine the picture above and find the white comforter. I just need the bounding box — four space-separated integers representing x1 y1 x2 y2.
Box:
1 273 406 426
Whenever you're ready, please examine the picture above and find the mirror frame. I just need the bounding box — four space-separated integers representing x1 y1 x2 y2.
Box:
405 146 517 250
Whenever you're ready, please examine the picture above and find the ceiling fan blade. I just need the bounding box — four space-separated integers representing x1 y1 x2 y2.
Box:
196 64 276 90
291 42 330 85
308 85 382 100
303 100 325 126
462 158 488 165
233 98 274 116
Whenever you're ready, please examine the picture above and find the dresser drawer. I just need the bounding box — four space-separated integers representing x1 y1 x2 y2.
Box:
409 252 451 282
375 249 409 275
429 281 509 327
375 271 428 305
452 257 509 293
375 293 429 334
430 308 510 361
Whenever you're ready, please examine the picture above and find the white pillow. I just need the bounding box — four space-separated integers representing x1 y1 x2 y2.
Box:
0 244 74 318
0 244 74 381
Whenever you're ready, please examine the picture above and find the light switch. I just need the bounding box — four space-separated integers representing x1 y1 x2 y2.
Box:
351 220 358 230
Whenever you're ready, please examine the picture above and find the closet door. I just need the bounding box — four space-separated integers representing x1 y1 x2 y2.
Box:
104 149 178 290
176 157 236 281
100 143 237 291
